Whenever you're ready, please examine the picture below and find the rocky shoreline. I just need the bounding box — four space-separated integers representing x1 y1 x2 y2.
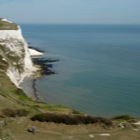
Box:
32 57 59 75
21 46 59 102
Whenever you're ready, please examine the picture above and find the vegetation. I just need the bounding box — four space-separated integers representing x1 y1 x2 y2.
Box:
0 18 18 30
31 113 112 126
112 115 134 121
2 108 29 117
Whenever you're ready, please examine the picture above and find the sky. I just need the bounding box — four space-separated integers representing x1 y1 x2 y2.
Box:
0 0 140 24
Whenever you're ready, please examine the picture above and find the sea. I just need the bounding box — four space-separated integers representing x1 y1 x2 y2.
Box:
21 24 140 117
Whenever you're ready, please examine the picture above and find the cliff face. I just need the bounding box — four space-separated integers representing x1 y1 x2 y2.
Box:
0 19 36 87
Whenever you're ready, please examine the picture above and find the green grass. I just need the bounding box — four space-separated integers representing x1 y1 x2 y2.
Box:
112 115 135 121
0 19 18 30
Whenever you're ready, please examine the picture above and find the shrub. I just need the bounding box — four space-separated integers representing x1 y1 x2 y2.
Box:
31 113 112 126
2 108 29 117
15 88 24 95
2 108 17 117
112 115 134 121
16 109 29 116
72 109 81 115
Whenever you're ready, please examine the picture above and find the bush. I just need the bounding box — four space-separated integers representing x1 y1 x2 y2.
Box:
31 113 112 126
15 88 24 95
2 108 16 117
72 109 81 115
16 109 29 116
112 115 134 121
2 108 29 117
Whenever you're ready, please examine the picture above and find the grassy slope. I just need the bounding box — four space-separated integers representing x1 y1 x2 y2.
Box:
0 19 18 30
2 116 140 140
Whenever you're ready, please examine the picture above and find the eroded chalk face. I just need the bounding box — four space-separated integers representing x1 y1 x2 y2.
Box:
0 21 37 87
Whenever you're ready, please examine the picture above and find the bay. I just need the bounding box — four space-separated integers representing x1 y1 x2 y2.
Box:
21 24 140 117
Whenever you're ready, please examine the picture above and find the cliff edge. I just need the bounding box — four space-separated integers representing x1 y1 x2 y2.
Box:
0 18 37 87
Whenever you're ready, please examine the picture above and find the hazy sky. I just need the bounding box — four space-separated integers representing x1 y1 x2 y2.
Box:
0 0 140 24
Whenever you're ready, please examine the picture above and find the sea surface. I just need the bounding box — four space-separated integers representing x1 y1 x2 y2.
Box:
21 24 140 117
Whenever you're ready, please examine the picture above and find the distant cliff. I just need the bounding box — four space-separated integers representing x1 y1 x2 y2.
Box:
0 18 37 87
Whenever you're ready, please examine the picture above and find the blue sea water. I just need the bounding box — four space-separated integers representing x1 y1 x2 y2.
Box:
21 24 140 117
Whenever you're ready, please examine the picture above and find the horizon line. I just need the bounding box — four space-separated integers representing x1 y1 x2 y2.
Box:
18 23 140 26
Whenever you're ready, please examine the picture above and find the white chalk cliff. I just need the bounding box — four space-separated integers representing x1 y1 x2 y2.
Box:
0 19 37 87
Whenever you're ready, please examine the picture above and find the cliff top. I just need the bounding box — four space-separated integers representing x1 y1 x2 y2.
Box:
0 18 18 30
